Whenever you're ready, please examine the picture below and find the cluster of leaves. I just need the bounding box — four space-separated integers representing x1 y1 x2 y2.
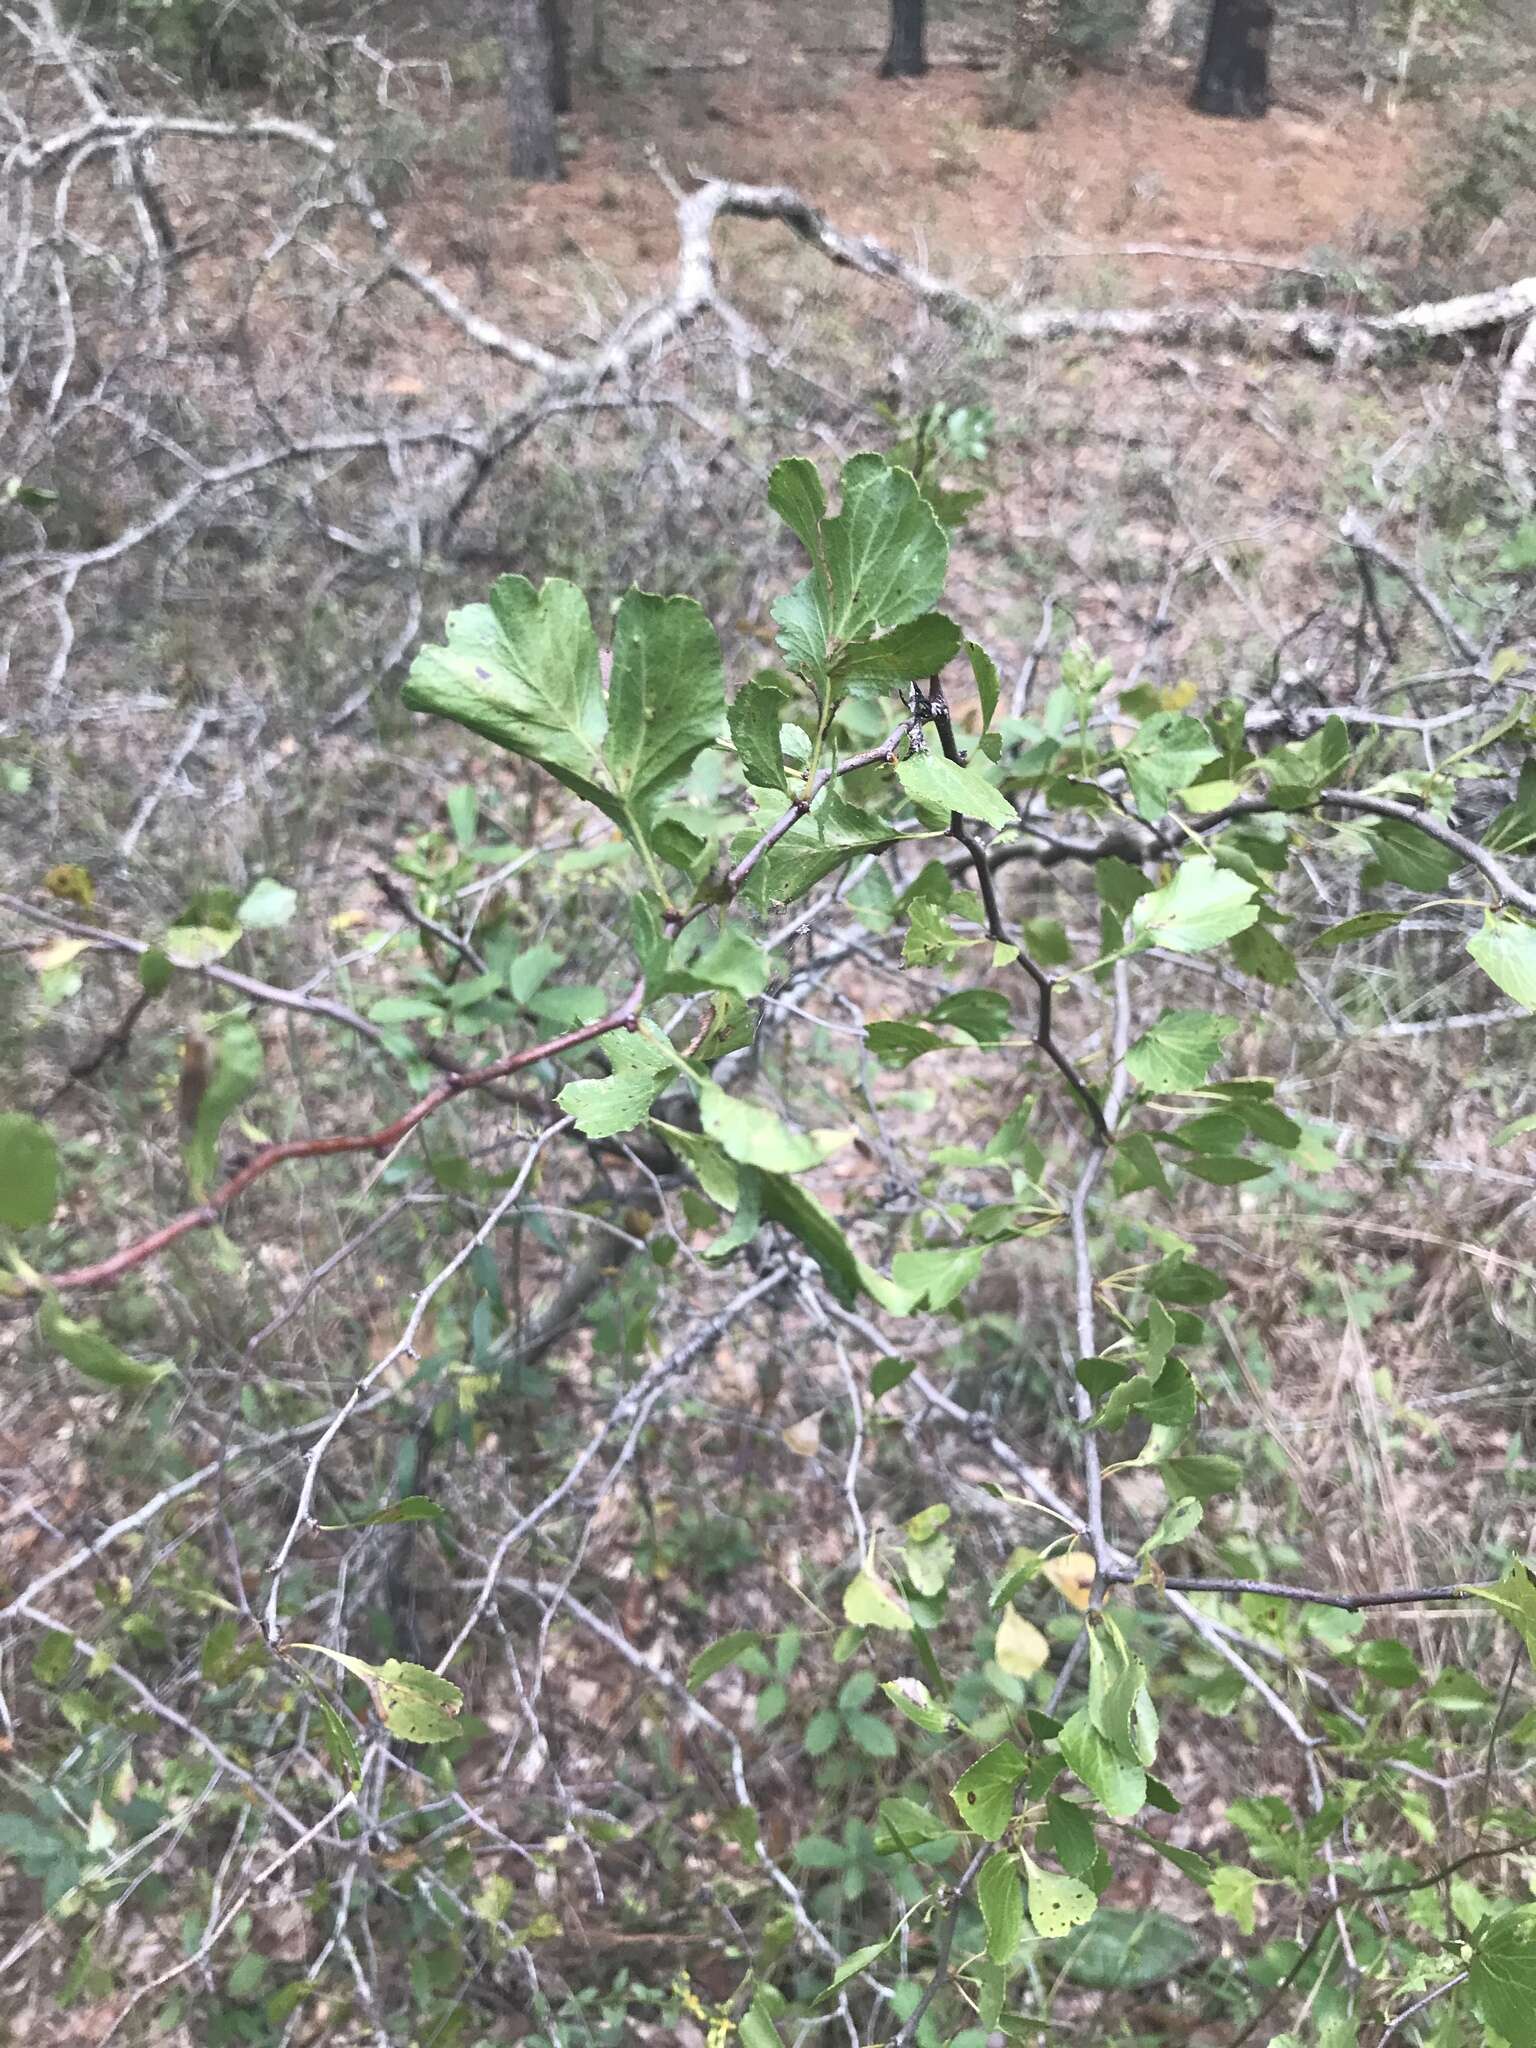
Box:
5 446 1536 2043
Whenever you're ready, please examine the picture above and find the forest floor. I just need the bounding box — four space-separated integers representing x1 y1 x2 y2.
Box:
403 57 1439 345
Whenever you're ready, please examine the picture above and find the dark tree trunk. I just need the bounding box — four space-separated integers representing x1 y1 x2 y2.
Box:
503 0 562 181
1192 0 1273 117
543 0 572 115
880 0 927 78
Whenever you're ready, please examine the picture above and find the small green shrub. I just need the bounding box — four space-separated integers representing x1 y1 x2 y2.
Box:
1424 105 1536 249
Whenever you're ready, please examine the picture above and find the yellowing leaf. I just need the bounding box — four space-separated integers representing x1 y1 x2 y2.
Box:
994 1607 1049 1679
290 1646 464 1744
1023 1853 1098 1939
1041 1552 1096 1612
43 864 94 908
843 1567 912 1633
27 937 90 974
781 1410 823 1457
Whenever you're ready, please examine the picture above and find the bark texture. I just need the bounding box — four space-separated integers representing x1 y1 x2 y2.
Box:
880 0 928 77
1193 0 1274 118
503 0 562 182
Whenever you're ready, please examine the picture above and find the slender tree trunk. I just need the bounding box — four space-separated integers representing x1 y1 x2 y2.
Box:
1012 0 1061 80
589 0 607 81
503 0 562 181
880 0 927 78
543 0 571 115
1192 0 1273 117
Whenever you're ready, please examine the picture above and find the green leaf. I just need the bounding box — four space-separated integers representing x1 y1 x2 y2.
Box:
1467 1558 1536 1673
445 784 479 848
865 1020 946 1068
1127 858 1258 956
688 1631 764 1690
1419 1667 1493 1713
185 1019 263 1200
1021 915 1072 967
950 1741 1029 1841
557 1030 675 1140
843 1568 912 1633
978 1851 1026 1963
236 878 297 929
315 1495 444 1531
1092 1358 1194 1439
1486 760 1536 854
38 1298 174 1391
1023 1852 1098 1939
1468 916 1536 1011
871 1355 916 1399
1057 1708 1146 1818
1314 909 1408 949
1353 1638 1419 1691
815 1931 897 2003
905 1503 951 1543
32 1630 74 1688
847 1710 898 1758
890 1245 983 1311
969 640 1001 733
754 786 896 904
903 1528 956 1597
1122 713 1219 823
1043 1795 1097 1877
1159 1454 1242 1503
818 456 949 647
1469 1904 1536 2047
739 1995 783 2048
603 590 726 814
767 455 827 555
138 948 173 996
1140 1496 1203 1557
1227 922 1298 987
1049 1906 1202 1988
1145 1252 1228 1306
897 752 1015 829
698 1084 849 1176
165 922 241 965
833 612 963 688
227 1952 266 2000
1179 1154 1267 1186
0 1113 58 1230
1264 716 1349 807
402 576 614 818
728 673 792 794
881 1680 952 1736
683 926 772 1001
1126 1010 1239 1093
1366 816 1460 891
317 1698 361 1789
875 1795 957 1855
928 989 1011 1043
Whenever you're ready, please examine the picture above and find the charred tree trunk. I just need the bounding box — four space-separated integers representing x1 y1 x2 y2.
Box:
543 0 572 115
880 0 928 77
503 0 562 182
1193 0 1274 117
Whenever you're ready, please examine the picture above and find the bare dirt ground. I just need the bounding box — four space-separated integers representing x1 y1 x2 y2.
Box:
406 63 1434 340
